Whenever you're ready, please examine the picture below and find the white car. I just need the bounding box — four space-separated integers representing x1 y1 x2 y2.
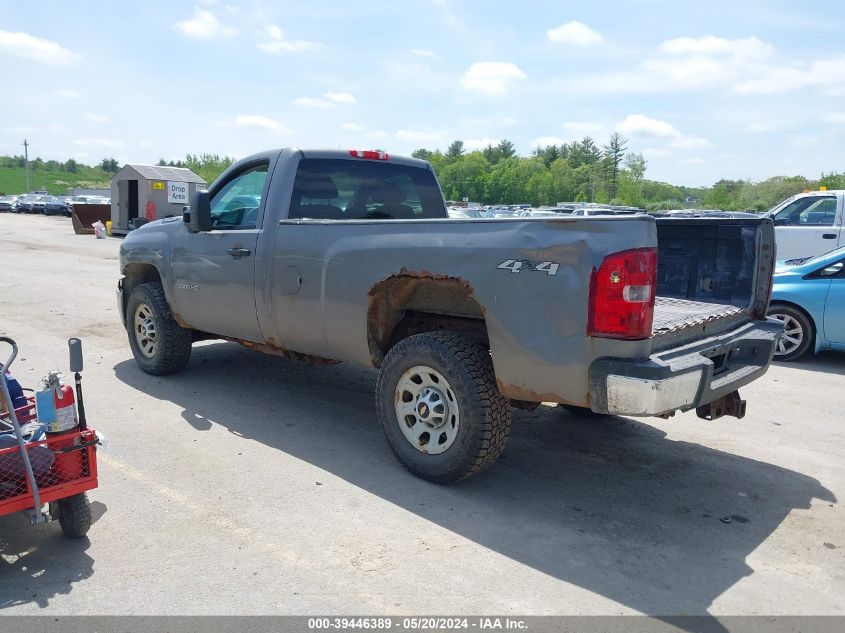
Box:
767 190 843 259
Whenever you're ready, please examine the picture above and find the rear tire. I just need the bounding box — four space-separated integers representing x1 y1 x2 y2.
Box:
768 303 814 361
126 282 192 375
376 332 511 483
58 493 91 538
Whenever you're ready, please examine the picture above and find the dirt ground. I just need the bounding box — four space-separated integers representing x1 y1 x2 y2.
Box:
0 214 843 615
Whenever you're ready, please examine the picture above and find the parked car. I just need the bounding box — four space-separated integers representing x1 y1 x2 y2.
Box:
766 190 843 260
31 195 49 214
15 194 41 213
116 147 781 483
44 195 72 217
0 195 18 212
768 245 845 360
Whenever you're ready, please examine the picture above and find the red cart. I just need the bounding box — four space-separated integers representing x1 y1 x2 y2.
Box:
0 336 99 538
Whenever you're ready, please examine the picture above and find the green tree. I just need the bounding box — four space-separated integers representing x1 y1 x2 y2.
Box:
99 157 119 173
446 140 465 160
602 133 628 197
495 139 516 160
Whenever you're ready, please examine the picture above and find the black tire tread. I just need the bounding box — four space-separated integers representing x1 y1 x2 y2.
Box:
58 492 91 539
376 331 510 483
127 282 192 375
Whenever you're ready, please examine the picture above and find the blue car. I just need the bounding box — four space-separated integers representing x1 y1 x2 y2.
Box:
768 245 845 360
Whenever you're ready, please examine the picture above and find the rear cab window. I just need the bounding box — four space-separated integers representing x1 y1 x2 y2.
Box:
289 158 447 220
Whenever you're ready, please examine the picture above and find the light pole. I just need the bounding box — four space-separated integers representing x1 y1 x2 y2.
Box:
22 139 31 192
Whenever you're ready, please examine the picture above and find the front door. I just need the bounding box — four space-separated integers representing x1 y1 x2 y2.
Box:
171 161 269 342
772 194 841 260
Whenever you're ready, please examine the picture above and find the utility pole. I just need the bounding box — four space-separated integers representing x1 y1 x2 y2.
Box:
23 139 31 192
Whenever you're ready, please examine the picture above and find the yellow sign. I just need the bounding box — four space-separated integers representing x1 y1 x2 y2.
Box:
153 181 165 190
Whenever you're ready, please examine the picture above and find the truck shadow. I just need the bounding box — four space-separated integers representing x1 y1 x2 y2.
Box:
114 343 835 616
0 501 105 609
772 351 845 376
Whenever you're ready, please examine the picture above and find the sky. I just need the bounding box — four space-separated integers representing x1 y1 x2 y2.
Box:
1 0 844 186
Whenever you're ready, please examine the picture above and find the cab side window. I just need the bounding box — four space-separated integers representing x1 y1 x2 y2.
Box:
774 197 837 227
210 163 269 229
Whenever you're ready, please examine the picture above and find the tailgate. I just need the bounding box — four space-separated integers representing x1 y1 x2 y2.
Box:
653 218 776 350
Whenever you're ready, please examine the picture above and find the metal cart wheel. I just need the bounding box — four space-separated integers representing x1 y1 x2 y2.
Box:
57 492 92 538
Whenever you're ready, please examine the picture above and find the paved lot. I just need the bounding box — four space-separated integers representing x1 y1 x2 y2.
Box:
0 213 843 616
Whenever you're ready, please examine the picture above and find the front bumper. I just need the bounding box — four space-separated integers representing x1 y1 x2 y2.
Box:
589 318 783 417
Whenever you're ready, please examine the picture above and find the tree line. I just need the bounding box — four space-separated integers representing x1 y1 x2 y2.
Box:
411 137 845 212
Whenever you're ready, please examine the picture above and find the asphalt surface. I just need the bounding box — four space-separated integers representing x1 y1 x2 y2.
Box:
0 214 843 616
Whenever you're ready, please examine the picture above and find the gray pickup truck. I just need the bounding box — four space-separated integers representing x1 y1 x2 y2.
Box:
118 148 782 482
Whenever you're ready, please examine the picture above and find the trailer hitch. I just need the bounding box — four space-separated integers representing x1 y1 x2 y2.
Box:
696 391 746 421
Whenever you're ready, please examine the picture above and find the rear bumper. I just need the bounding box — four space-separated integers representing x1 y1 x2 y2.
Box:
588 318 783 416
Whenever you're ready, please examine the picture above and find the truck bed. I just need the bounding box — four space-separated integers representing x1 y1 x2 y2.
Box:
653 217 774 349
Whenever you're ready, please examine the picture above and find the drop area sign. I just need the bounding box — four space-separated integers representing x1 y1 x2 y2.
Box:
167 181 189 204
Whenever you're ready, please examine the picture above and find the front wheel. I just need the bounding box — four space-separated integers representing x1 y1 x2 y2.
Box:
126 282 192 375
376 332 511 484
768 304 814 361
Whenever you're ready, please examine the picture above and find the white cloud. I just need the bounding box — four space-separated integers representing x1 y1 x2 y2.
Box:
464 137 500 150
294 92 355 108
293 96 333 109
85 112 109 123
660 36 773 59
325 91 355 104
583 35 845 97
547 21 602 46
411 49 439 59
257 24 319 53
563 121 605 136
823 112 845 124
74 138 126 149
0 31 80 66
460 62 526 96
616 114 713 151
532 136 565 147
617 114 680 138
174 6 237 40
396 129 447 144
342 122 363 131
234 114 289 132
54 89 81 99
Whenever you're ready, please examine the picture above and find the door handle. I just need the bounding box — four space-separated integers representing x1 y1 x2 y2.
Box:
226 247 252 259
822 234 836 239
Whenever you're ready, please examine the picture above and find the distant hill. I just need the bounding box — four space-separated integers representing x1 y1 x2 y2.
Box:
0 159 112 196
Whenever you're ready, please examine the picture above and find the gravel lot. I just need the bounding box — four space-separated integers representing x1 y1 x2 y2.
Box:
0 213 843 616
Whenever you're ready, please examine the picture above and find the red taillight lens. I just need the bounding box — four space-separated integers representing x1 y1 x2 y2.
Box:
588 247 657 340
348 149 389 160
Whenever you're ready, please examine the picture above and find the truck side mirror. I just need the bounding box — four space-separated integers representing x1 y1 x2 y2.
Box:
185 191 212 232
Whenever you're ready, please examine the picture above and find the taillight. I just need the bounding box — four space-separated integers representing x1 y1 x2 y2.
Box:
587 247 657 340
348 149 389 160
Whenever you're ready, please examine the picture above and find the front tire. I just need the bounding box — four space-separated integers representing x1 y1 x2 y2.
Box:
126 282 192 375
376 332 511 484
768 303 814 361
